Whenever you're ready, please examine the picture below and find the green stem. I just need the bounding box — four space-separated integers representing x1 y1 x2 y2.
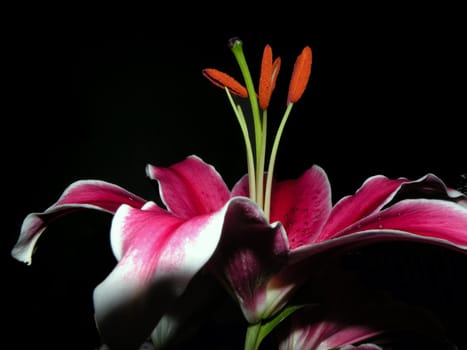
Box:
244 322 262 350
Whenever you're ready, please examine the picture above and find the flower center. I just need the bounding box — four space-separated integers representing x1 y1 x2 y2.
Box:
203 38 312 220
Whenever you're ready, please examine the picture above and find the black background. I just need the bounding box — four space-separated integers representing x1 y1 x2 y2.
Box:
4 3 466 349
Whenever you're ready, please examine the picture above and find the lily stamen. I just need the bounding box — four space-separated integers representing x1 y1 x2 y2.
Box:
287 46 312 104
257 45 281 209
259 44 282 110
203 38 312 220
264 46 312 219
202 68 248 98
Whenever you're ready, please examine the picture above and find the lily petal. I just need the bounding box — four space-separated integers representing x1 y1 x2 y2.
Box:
291 201 467 265
279 306 381 350
316 175 409 242
334 199 467 247
232 165 332 249
392 173 467 207
231 173 250 197
269 165 332 249
267 170 467 319
207 198 289 323
11 180 146 264
93 196 277 349
145 155 230 219
318 173 466 242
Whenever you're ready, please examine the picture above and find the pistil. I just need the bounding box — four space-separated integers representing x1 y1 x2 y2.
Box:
229 38 266 207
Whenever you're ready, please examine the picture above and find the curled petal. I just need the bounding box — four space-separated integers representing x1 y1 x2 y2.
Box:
318 173 467 242
337 199 467 247
207 197 289 323
291 198 467 265
277 172 467 312
391 173 467 207
317 175 409 242
146 155 230 219
11 180 146 264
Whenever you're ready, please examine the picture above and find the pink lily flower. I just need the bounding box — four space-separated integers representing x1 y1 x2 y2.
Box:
11 37 467 350
226 166 467 323
202 38 467 325
11 155 288 349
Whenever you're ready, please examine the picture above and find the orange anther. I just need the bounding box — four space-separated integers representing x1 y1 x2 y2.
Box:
259 45 281 110
287 46 312 104
202 68 248 98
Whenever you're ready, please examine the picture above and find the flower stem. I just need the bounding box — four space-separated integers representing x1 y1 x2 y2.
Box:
244 322 262 350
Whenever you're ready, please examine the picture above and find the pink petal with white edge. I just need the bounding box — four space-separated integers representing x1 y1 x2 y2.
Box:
207 199 289 323
145 155 230 219
93 196 272 349
11 180 146 264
